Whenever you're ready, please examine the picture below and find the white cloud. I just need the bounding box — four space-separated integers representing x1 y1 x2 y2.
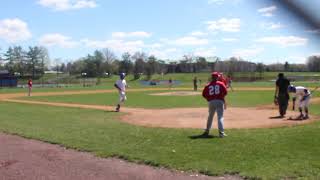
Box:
0 18 32 43
111 31 152 39
193 47 217 57
208 0 242 5
255 36 308 47
206 18 241 32
170 36 209 46
149 43 163 49
222 38 238 42
291 56 307 63
82 39 145 54
37 0 97 11
190 31 208 36
149 48 178 59
208 0 225 5
310 52 320 56
258 5 277 17
232 47 264 58
39 33 78 48
261 22 284 30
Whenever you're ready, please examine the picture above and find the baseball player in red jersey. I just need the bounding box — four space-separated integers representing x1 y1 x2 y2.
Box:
202 72 228 138
27 79 32 96
218 72 227 86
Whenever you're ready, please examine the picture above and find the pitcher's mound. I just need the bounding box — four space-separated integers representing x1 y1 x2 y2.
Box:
121 107 318 129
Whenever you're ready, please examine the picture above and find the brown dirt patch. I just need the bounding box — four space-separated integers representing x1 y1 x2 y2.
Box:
5 99 318 129
121 107 318 129
0 133 240 180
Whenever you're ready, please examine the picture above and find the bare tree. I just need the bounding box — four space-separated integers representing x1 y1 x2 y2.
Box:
306 55 320 71
102 48 117 74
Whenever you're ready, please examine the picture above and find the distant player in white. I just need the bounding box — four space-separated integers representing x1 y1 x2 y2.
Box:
288 85 311 120
114 73 127 112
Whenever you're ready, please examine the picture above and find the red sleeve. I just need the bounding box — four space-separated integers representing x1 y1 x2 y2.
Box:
202 85 208 99
218 81 227 97
222 83 227 96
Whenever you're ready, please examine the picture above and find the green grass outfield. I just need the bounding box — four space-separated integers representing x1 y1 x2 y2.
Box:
21 90 274 108
2 71 320 94
20 89 320 112
0 100 320 179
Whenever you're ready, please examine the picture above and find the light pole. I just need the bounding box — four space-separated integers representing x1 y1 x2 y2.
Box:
81 72 87 87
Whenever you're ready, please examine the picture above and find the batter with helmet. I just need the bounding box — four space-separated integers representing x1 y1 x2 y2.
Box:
288 85 311 120
114 73 128 112
201 72 228 138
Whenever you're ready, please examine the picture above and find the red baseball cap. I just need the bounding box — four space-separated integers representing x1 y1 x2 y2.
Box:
211 72 220 78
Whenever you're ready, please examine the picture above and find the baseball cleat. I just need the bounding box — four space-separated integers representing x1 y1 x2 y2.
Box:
219 132 227 138
115 105 120 112
200 131 210 137
297 115 304 120
303 115 309 120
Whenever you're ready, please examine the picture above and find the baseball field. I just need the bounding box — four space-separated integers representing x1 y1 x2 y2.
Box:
0 73 320 179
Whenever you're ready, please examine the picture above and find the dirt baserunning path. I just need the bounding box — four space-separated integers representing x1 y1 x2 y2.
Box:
0 133 241 180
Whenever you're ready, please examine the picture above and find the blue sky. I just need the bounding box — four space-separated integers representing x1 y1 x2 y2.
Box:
0 0 319 65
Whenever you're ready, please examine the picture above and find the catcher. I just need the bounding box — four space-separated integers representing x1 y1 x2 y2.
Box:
288 85 311 120
274 73 290 117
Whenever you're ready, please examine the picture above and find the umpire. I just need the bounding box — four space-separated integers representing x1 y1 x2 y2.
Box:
274 73 290 117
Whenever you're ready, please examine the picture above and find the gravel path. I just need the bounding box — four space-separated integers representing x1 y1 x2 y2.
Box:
0 133 241 180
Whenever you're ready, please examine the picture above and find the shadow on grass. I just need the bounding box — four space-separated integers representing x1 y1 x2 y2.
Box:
104 110 119 113
189 134 216 139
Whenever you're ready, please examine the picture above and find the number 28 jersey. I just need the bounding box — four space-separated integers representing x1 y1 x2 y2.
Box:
202 81 228 102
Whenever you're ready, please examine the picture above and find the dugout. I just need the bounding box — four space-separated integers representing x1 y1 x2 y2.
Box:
0 70 18 87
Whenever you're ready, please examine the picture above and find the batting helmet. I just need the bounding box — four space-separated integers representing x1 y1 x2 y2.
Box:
211 72 220 78
288 85 296 92
120 73 126 79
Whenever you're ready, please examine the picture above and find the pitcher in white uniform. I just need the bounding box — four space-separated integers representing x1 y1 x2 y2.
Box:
288 85 311 120
114 73 127 112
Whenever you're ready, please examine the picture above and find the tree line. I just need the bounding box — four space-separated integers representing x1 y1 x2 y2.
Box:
0 46 49 78
1 46 319 79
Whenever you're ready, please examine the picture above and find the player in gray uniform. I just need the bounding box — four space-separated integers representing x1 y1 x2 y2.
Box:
288 85 311 120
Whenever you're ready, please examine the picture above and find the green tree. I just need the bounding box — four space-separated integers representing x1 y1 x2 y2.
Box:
119 52 133 74
83 55 98 77
196 56 207 71
4 47 15 73
145 55 159 79
27 46 46 78
93 50 104 77
132 52 147 79
12 46 27 76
